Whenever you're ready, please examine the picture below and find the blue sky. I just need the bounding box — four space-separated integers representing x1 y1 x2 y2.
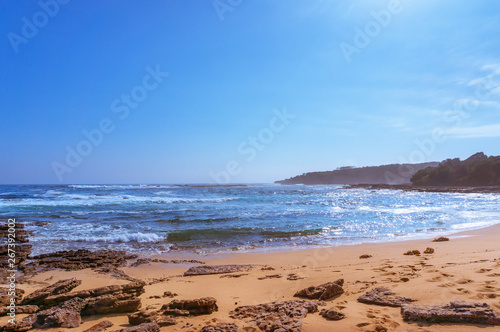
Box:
1 0 500 184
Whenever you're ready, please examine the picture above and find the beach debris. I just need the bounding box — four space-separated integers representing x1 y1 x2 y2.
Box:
113 322 160 332
403 250 421 256
220 274 248 278
83 320 114 332
21 277 82 306
161 297 218 316
432 236 450 242
294 279 344 301
359 254 372 259
230 300 319 332
401 301 500 325
258 274 282 280
43 280 145 307
184 264 253 276
200 323 241 332
0 305 38 316
423 247 435 254
319 308 345 320
358 287 416 307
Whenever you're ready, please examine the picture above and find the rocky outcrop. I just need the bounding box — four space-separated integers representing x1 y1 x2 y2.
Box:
230 300 319 332
82 320 114 332
0 288 24 306
162 297 218 316
23 297 85 329
403 250 420 256
319 309 345 320
127 309 177 327
81 294 141 316
113 322 160 332
358 287 416 307
200 323 241 332
184 265 253 276
0 305 38 316
0 320 33 332
21 278 82 306
44 280 145 307
294 279 344 300
28 249 138 272
401 301 500 325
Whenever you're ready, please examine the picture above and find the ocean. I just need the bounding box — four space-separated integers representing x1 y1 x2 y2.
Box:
1 184 499 256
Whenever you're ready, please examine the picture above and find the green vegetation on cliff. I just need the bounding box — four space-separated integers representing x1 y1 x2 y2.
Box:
410 152 500 186
275 162 439 185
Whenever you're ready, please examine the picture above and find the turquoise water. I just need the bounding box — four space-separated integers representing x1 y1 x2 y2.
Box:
1 184 499 255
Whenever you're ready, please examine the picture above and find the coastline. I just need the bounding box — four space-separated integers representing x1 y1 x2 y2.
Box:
3 223 500 331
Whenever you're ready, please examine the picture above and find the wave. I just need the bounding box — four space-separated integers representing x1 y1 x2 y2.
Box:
39 232 164 243
166 227 324 242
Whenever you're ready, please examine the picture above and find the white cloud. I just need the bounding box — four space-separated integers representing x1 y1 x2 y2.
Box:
446 123 500 138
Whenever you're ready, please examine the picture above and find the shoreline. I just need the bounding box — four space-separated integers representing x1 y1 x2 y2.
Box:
3 222 500 331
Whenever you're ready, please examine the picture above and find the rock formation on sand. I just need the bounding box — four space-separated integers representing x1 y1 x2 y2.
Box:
184 265 254 276
293 279 344 301
230 300 320 332
357 287 416 307
401 301 500 325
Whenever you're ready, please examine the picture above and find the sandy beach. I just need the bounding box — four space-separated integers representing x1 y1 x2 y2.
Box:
3 224 500 332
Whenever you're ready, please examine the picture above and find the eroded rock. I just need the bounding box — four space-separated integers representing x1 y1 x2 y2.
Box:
24 297 85 329
432 236 449 242
0 305 38 316
401 301 500 325
184 265 253 276
319 308 345 321
83 320 114 332
200 323 240 332
294 279 344 300
21 277 82 306
161 297 218 316
358 287 416 307
230 300 319 332
114 322 160 332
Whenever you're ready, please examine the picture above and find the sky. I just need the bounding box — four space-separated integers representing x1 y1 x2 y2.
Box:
1 0 500 184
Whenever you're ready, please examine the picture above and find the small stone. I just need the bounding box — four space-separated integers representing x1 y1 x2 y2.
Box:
319 309 345 320
432 236 449 242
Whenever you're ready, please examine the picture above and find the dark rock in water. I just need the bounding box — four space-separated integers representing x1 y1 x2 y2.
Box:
358 287 416 307
0 305 38 316
113 322 160 332
82 320 114 332
319 308 345 320
200 323 241 332
294 279 344 300
230 300 319 332
24 297 86 329
432 236 450 242
21 277 82 306
401 301 500 325
161 297 218 316
184 265 253 276
44 280 145 307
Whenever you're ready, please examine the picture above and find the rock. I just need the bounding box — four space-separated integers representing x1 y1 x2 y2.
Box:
44 280 145 307
432 236 450 242
0 320 33 332
82 294 142 315
359 254 372 259
0 288 24 306
161 297 218 316
128 309 158 325
200 323 241 332
163 291 177 298
401 301 500 325
24 297 85 329
403 250 421 256
319 309 345 320
257 274 282 280
113 322 160 332
358 287 416 307
83 320 114 332
423 247 434 254
184 265 253 276
230 300 319 332
28 249 138 272
21 277 82 306
0 305 38 316
294 279 344 300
